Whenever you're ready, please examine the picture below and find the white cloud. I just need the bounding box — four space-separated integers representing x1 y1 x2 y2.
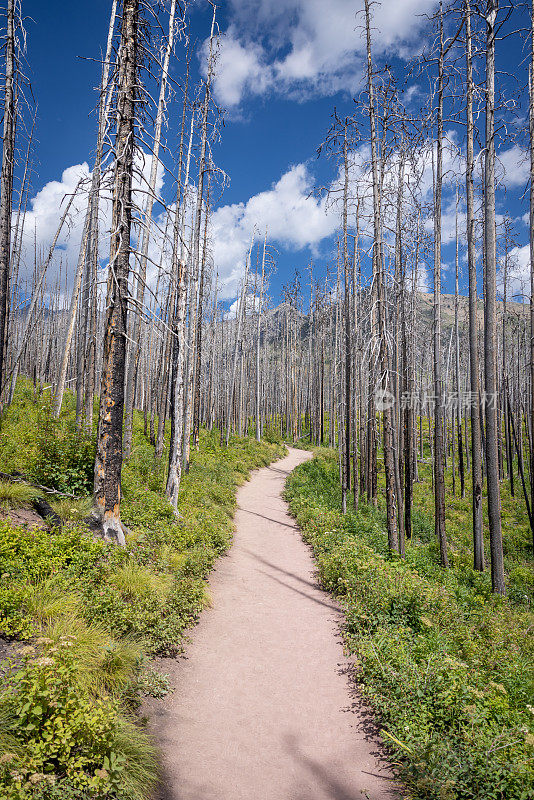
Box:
211 0 439 107
503 243 531 299
497 145 529 190
16 151 167 302
212 32 272 108
211 162 337 299
406 261 431 293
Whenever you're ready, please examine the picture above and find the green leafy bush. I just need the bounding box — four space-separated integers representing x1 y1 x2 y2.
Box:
0 643 156 800
285 451 534 800
32 416 95 496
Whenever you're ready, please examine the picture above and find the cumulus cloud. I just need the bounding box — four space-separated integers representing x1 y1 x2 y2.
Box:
23 141 528 310
212 33 272 108
211 163 337 298
211 0 440 107
16 151 166 302
497 145 529 190
502 243 531 299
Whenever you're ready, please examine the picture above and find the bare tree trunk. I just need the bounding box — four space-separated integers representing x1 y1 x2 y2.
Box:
76 0 118 428
341 125 351 514
165 247 187 509
192 180 210 448
256 232 266 442
94 0 138 545
530 0 534 544
225 236 252 446
123 0 177 457
0 0 15 395
182 8 216 469
454 189 465 498
395 154 406 555
433 2 448 568
53 222 91 417
483 0 505 594
364 0 398 551
466 0 485 572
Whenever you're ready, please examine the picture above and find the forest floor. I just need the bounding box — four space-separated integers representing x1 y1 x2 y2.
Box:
147 447 400 800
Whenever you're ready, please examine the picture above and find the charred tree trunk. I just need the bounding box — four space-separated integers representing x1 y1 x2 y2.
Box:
0 0 16 395
93 0 138 545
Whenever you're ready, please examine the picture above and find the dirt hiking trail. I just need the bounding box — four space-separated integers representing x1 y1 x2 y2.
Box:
150 447 400 800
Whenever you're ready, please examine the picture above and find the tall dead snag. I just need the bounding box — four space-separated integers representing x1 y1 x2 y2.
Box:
352 206 360 511
123 0 178 457
395 152 406 555
94 0 138 545
225 234 252 447
483 0 505 593
182 5 216 469
192 178 211 449
465 0 484 571
255 232 266 442
454 189 465 498
341 123 351 515
364 0 398 552
0 0 15 393
530 0 534 546
53 218 90 417
76 0 118 431
165 245 187 511
165 76 194 509
432 2 448 568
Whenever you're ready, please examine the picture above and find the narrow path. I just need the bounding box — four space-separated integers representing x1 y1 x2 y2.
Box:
150 448 399 800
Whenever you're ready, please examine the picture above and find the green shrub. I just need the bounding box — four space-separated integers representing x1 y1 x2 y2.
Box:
32 416 95 496
0 645 156 800
285 451 534 800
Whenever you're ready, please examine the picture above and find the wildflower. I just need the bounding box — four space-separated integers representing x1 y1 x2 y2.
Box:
35 656 55 667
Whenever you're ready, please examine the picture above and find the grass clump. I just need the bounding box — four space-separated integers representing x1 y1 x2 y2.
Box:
285 449 534 800
0 482 40 509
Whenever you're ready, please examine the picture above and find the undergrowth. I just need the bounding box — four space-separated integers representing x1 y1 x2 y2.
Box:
285 449 534 800
0 378 285 798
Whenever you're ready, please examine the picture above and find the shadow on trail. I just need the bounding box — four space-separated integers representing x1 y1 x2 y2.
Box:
338 662 401 781
258 568 341 613
265 464 293 477
285 733 400 800
238 506 300 531
242 548 329 595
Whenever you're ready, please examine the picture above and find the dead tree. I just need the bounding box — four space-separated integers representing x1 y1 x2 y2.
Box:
0 0 16 394
465 0 485 571
483 0 505 594
94 0 139 545
364 0 398 552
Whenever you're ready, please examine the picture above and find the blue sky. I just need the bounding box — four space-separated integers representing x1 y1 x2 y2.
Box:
16 0 533 309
